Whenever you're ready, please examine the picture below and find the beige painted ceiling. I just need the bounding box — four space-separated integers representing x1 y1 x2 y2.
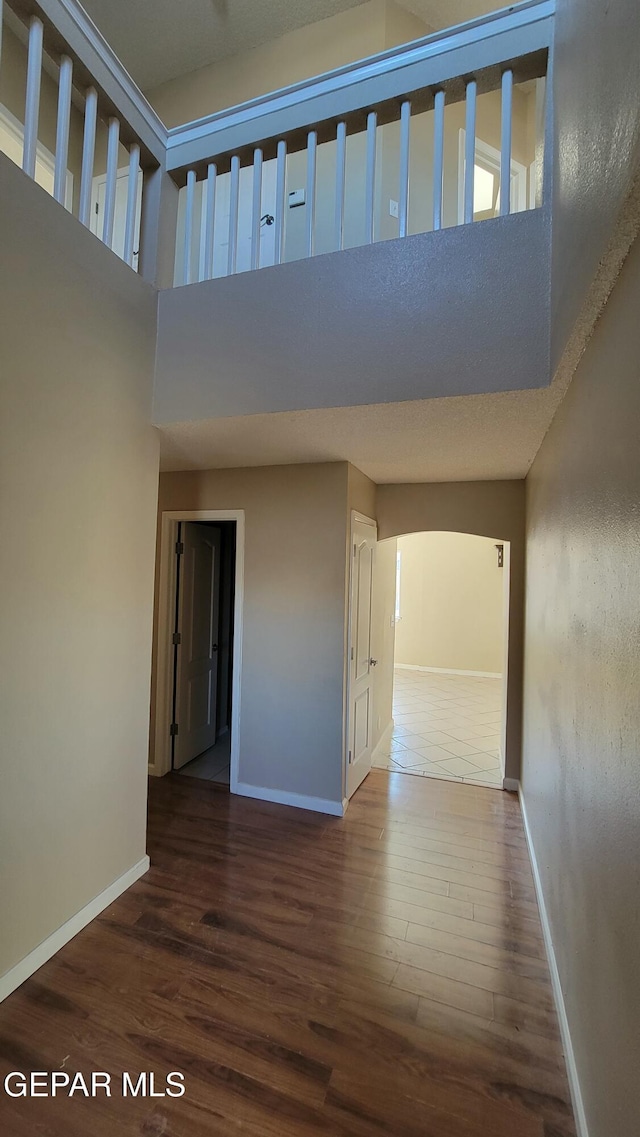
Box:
81 0 498 91
156 381 568 483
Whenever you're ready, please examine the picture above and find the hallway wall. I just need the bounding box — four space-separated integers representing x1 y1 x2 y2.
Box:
395 531 505 674
522 233 640 1137
0 154 159 986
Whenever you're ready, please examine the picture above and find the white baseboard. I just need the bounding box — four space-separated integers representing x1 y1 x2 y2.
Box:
519 790 588 1137
372 719 394 764
234 782 345 816
0 856 150 1003
395 664 502 679
503 777 520 793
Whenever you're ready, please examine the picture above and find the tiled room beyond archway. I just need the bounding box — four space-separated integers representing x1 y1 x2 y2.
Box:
374 668 503 787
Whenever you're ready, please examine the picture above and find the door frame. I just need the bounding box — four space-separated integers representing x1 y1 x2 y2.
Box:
343 510 377 804
151 510 245 792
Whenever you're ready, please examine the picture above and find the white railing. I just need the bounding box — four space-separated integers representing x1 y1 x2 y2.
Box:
0 0 553 290
167 0 552 287
0 0 168 280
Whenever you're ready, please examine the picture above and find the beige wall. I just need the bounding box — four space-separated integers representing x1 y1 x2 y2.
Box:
0 154 159 980
155 463 351 805
147 1 427 126
376 480 524 780
521 233 640 1137
395 531 505 673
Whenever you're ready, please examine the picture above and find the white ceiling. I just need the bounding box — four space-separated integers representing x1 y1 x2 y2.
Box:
81 0 498 91
156 381 568 483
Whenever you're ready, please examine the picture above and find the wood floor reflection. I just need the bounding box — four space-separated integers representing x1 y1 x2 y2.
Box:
0 769 576 1136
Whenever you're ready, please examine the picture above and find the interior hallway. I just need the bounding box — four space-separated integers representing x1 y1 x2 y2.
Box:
0 771 574 1135
374 669 503 786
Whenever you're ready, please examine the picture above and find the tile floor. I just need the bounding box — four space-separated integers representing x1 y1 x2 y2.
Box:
176 731 231 784
373 668 504 787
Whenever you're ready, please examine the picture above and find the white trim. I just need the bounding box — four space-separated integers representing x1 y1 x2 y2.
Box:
235 783 345 816
152 510 245 797
0 857 149 1003
372 719 394 764
344 511 378 802
502 777 520 792
519 790 589 1137
457 130 528 224
0 102 73 209
395 663 503 679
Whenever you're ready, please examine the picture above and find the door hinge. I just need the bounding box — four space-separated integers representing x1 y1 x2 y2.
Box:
175 540 184 555
172 632 181 646
170 723 179 737
353 543 357 557
350 647 354 660
348 749 352 763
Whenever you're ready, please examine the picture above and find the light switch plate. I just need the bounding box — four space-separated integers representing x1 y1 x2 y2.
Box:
389 199 399 218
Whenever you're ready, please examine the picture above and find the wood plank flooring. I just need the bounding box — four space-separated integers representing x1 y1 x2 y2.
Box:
0 770 576 1136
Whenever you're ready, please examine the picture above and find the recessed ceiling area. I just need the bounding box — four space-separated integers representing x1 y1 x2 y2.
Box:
81 0 501 92
156 381 567 484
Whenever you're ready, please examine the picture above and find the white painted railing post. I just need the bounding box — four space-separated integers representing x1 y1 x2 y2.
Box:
433 89 445 231
365 111 377 245
305 130 317 258
202 162 217 280
398 100 411 238
54 55 73 206
274 139 287 266
228 154 240 276
102 116 120 248
464 79 477 224
500 68 513 216
23 16 43 179
334 121 347 252
78 86 98 227
183 168 196 285
251 147 263 271
123 143 140 268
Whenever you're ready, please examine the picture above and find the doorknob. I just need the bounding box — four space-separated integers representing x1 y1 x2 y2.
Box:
212 643 218 652
369 658 378 667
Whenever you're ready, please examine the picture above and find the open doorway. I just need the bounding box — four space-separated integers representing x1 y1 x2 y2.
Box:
152 510 244 788
170 521 237 785
373 531 509 789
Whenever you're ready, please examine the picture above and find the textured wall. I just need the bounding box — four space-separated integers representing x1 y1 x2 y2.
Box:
550 0 640 371
0 155 159 979
522 234 640 1137
155 212 549 424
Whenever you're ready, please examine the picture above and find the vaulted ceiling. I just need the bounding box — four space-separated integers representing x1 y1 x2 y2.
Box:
81 0 499 91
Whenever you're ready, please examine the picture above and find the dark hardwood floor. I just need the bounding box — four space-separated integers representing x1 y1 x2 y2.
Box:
0 770 576 1136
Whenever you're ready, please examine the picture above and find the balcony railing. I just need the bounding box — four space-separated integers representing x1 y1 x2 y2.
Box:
167 0 552 287
0 0 553 289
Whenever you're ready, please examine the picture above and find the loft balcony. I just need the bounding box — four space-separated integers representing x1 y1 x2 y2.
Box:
0 0 554 423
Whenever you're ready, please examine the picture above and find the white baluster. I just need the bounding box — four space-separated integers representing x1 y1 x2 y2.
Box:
464 79 477 224
102 116 120 248
251 147 263 271
306 130 317 258
334 121 347 252
23 17 43 179
365 111 377 245
228 154 240 275
123 143 140 268
78 87 98 227
274 140 287 266
433 89 445 231
202 162 216 281
500 69 513 216
183 168 196 285
399 100 411 238
54 55 73 207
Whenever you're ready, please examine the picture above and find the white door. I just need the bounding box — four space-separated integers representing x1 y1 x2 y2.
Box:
174 524 221 769
346 515 377 799
91 169 143 269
